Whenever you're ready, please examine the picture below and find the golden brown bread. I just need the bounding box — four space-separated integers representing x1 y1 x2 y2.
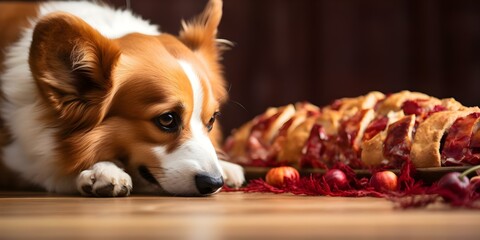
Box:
277 117 318 166
361 110 405 166
224 91 478 168
410 108 480 167
361 129 386 166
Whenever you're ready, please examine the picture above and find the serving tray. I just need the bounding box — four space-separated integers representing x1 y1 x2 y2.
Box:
244 166 472 184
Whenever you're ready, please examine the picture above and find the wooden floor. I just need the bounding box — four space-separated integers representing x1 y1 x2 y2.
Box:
0 191 479 240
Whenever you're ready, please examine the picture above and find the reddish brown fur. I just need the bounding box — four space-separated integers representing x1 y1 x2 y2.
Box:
26 2 227 174
0 3 38 72
1 1 228 185
29 12 121 133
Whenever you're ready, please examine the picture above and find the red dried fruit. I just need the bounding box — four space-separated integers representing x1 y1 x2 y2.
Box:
324 169 349 190
437 172 470 202
265 166 300 187
370 171 398 192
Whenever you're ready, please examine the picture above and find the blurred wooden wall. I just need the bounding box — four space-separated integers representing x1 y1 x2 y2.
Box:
108 0 480 136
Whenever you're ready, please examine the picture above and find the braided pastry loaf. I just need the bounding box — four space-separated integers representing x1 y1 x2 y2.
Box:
223 91 480 169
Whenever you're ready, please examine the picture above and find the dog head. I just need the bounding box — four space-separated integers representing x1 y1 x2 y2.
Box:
28 0 230 196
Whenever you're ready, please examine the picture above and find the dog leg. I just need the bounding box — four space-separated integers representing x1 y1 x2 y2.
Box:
76 161 132 197
218 160 245 188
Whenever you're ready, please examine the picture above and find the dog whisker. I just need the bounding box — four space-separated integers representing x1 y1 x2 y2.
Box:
229 99 248 112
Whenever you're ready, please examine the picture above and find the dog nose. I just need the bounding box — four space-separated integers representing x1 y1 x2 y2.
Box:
195 174 224 195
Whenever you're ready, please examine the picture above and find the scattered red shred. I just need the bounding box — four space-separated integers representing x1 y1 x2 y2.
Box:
223 160 480 209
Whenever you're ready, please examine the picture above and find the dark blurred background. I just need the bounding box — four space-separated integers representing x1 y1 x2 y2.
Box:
108 0 480 136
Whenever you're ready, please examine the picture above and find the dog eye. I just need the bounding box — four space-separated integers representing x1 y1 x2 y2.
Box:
153 112 180 132
206 112 220 132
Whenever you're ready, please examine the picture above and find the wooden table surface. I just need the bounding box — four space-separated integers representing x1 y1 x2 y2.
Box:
0 191 479 240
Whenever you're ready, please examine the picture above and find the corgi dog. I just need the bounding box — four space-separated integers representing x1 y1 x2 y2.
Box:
0 0 244 197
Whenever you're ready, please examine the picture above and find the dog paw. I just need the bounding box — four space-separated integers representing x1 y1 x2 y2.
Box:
219 160 245 188
77 161 132 197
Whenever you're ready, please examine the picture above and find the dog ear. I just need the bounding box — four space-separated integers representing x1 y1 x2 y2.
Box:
29 12 120 131
179 0 225 53
179 0 229 104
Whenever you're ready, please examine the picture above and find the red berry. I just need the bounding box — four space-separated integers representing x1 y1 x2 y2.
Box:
265 166 300 188
370 171 398 192
437 172 470 202
324 169 349 190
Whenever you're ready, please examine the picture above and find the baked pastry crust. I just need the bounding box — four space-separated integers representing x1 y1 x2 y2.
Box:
224 91 479 168
410 108 479 167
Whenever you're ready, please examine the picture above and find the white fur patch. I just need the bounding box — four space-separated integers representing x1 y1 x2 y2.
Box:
219 160 245 187
178 60 204 124
0 1 160 193
39 1 160 38
77 161 132 197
